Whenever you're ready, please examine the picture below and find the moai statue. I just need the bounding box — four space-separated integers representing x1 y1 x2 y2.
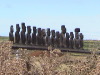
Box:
55 31 60 47
69 32 74 49
20 23 26 44
32 26 37 45
9 25 14 42
41 29 46 46
46 28 50 46
51 30 55 47
60 25 66 48
66 32 69 48
74 28 80 49
37 28 42 45
79 33 84 49
15 24 20 44
26 26 31 45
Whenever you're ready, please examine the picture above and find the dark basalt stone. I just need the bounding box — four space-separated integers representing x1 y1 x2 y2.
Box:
79 33 84 49
55 31 60 47
60 25 66 48
37 28 42 45
26 26 31 45
46 28 50 46
9 25 14 42
32 26 37 45
41 29 46 46
69 32 74 49
75 28 80 32
66 32 69 48
9 23 84 50
21 22 26 44
15 24 20 43
51 30 55 47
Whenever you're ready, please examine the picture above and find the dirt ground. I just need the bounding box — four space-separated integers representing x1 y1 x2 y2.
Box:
0 41 100 75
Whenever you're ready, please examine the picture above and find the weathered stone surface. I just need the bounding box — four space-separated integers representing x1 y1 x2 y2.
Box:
37 28 42 45
51 30 55 47
60 25 66 48
61 25 66 34
46 28 50 46
75 28 80 32
66 32 69 48
15 24 20 43
26 26 31 45
55 31 60 47
69 32 74 49
9 25 14 42
9 23 84 50
79 33 84 49
74 28 80 49
41 29 46 46
32 26 37 45
20 23 26 44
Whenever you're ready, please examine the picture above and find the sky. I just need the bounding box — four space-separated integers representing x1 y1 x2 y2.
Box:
0 0 100 40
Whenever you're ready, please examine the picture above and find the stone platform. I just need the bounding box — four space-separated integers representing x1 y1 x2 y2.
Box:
12 44 100 54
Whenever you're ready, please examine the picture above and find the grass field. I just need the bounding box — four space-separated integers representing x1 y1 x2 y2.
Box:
0 36 9 41
0 37 100 75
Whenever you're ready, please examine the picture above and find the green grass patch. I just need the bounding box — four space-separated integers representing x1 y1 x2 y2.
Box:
0 36 9 41
84 40 100 50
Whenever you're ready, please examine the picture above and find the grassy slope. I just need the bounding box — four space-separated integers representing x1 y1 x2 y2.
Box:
84 40 100 50
0 36 9 41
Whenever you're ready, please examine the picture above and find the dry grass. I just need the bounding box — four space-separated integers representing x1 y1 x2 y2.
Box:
0 41 100 75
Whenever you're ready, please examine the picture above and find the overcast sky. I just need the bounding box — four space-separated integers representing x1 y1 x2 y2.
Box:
0 0 100 40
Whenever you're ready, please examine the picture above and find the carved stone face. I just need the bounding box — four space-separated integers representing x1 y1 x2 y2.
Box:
47 28 50 36
61 25 66 34
42 29 46 36
17 27 20 32
61 25 65 30
33 27 36 33
21 23 25 28
75 32 79 39
38 28 41 35
70 32 74 38
10 25 14 33
51 30 55 37
29 28 31 34
66 33 69 38
80 33 83 39
16 24 20 32
23 26 26 32
61 28 66 34
21 23 26 32
56 31 60 38
27 26 31 34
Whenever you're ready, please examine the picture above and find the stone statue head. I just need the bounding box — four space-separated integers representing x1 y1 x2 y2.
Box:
80 33 83 39
51 30 55 37
56 31 60 38
61 25 66 34
21 22 26 32
70 32 74 39
33 26 36 33
16 24 20 32
27 26 31 34
75 28 80 32
42 29 46 36
66 33 69 38
47 28 50 36
38 28 41 35
10 25 14 33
